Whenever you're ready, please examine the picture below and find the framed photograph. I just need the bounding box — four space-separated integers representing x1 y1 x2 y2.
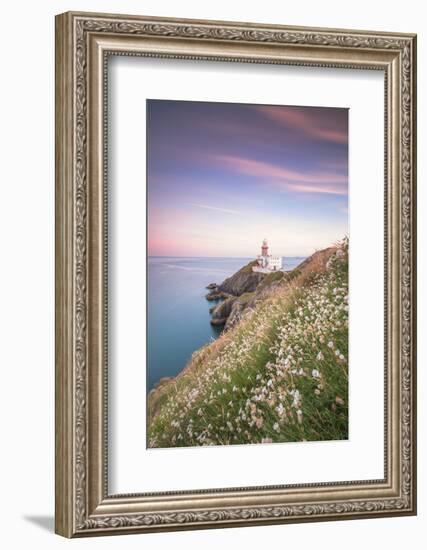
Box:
55 11 417 537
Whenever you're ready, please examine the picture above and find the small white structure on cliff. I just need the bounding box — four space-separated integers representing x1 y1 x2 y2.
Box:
254 239 282 272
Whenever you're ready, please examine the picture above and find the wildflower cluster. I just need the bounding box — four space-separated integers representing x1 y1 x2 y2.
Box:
148 240 348 448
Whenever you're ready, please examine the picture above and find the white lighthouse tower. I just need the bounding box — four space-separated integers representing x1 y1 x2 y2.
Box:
255 238 282 272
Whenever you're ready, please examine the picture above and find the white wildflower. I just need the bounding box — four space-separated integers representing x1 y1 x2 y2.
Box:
291 389 301 408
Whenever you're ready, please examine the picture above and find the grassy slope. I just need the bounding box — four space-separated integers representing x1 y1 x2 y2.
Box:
148 240 348 448
256 269 284 292
237 259 260 274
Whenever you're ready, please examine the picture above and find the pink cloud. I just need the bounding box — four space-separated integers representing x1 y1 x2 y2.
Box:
189 203 239 215
256 106 348 145
214 154 347 195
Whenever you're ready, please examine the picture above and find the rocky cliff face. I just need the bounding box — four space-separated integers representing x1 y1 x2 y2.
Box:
210 296 236 326
207 260 288 330
223 293 254 330
218 260 266 295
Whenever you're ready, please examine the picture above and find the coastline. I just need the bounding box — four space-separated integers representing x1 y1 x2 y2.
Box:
147 240 349 448
147 256 305 392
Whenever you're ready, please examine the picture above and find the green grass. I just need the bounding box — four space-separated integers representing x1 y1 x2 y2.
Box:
148 241 348 448
257 270 284 292
238 260 260 274
237 291 255 304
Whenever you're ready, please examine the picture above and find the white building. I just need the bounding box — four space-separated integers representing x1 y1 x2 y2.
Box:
267 255 282 271
255 239 282 272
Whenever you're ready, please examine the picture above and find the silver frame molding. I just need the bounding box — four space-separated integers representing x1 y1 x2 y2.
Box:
55 11 417 538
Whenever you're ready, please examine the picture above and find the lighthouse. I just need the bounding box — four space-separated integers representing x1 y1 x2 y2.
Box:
261 238 269 257
255 238 282 272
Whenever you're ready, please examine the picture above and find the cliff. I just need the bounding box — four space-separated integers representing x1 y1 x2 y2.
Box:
207 260 291 329
218 260 266 295
206 259 270 327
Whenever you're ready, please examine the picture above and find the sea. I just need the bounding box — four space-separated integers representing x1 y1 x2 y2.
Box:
147 256 305 391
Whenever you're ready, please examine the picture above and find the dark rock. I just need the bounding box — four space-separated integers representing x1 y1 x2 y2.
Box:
224 301 245 331
206 283 218 290
210 317 227 326
224 293 255 330
211 296 237 320
205 290 228 301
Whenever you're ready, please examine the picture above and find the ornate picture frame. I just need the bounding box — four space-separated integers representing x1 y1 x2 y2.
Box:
55 11 417 537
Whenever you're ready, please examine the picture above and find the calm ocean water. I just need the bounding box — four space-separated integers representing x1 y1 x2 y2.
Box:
147 256 305 391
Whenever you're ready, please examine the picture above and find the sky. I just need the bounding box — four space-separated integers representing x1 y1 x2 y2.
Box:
147 99 348 257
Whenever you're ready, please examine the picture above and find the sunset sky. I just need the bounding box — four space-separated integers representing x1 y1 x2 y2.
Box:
147 100 348 257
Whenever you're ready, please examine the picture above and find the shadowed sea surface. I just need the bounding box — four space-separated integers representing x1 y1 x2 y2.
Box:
147 256 305 391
